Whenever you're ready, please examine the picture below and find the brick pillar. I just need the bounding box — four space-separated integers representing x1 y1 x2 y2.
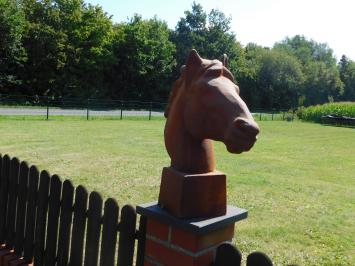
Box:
137 203 247 266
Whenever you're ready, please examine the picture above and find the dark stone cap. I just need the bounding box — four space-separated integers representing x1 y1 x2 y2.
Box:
136 202 248 235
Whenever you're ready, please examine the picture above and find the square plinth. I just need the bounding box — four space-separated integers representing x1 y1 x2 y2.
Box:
158 167 227 218
136 202 248 235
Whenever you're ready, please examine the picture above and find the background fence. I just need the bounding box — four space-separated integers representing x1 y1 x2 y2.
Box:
0 94 295 121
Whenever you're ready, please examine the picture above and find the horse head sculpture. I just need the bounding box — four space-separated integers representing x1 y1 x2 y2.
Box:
164 49 260 174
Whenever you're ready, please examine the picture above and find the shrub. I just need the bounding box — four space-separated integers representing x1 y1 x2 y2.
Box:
297 102 355 123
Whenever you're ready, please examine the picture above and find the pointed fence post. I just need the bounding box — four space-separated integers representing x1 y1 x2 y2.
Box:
86 99 90 120
46 97 49 120
149 102 152 120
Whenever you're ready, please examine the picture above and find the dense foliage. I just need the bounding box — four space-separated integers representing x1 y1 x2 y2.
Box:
297 102 355 122
1 0 354 108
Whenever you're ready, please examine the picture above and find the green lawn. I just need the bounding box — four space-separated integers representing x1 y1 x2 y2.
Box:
0 119 354 265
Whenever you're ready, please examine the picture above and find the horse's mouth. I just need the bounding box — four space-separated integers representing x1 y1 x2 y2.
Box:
224 131 258 154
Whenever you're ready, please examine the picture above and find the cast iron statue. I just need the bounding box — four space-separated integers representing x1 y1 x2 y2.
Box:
164 49 260 174
159 49 260 218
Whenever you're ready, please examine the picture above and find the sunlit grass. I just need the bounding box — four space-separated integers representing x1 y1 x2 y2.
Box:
0 119 354 265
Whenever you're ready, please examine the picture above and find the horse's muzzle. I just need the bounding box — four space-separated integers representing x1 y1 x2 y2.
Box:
224 118 260 153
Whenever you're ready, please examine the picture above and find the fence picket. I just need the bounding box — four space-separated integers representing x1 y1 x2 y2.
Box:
0 157 147 266
0 154 10 244
135 215 147 266
100 198 119 266
214 242 242 266
57 180 74 266
117 205 137 266
0 154 2 192
6 157 20 249
34 170 51 265
45 174 63 265
84 192 103 266
23 166 39 262
69 185 88 266
14 161 29 256
246 251 273 266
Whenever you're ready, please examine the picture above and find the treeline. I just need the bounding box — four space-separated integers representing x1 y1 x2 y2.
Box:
1 0 355 109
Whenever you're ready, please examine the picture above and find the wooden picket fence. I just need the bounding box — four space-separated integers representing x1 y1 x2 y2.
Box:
215 243 274 266
0 154 146 266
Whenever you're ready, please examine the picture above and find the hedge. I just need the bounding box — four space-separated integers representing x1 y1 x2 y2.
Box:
297 102 355 123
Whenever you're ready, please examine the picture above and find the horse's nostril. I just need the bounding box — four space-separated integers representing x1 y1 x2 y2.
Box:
234 118 260 137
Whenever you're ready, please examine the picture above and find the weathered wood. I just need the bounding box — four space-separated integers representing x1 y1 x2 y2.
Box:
117 205 137 266
45 174 63 266
0 154 2 192
34 170 50 265
135 215 147 266
0 154 10 244
246 251 273 266
0 157 150 266
14 161 29 256
23 166 39 262
6 157 20 249
84 192 103 266
214 242 242 266
69 185 88 266
57 180 74 266
100 198 119 266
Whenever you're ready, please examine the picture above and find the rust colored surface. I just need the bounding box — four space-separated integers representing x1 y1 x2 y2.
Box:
146 218 170 241
145 239 215 266
3 254 18 266
158 167 226 218
171 224 234 252
164 49 260 174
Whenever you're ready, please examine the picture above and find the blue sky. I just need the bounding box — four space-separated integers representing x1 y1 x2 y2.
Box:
85 0 355 61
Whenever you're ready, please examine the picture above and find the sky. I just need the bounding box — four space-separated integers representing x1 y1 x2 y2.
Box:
85 0 355 61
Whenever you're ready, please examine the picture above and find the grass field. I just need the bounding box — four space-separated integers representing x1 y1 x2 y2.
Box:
0 119 354 265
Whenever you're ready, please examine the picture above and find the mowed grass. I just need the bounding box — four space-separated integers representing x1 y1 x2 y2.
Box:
0 119 354 265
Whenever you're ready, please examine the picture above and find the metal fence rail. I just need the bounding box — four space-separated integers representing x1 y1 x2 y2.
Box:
0 94 295 121
0 94 166 120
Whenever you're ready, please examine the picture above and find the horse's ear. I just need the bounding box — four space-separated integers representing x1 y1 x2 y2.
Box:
186 49 202 69
185 49 202 85
222 54 229 68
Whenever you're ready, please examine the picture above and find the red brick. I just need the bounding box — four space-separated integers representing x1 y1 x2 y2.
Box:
194 250 214 266
171 224 234 252
146 238 214 266
144 258 156 266
147 218 170 241
3 253 19 266
9 259 29 266
0 249 13 266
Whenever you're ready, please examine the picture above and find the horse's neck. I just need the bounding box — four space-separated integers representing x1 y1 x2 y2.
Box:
164 100 215 174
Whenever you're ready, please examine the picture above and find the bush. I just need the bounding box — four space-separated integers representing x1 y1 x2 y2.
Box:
297 102 355 123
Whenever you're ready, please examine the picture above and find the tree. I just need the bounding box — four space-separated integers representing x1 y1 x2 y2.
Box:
110 15 176 101
172 2 245 81
339 55 355 101
302 61 343 105
237 43 268 108
274 35 343 105
257 50 304 109
0 0 26 93
19 0 115 98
